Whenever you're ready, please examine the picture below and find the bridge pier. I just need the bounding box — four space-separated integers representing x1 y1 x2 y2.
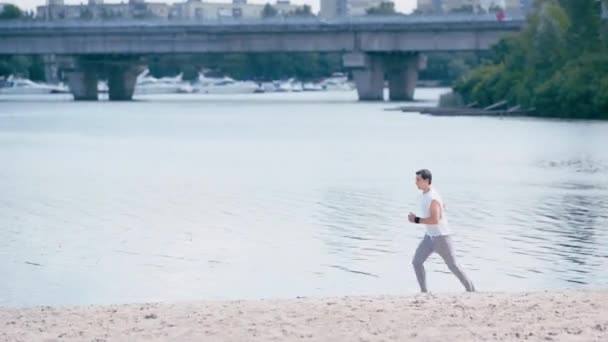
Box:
42 55 60 84
59 56 144 101
343 52 421 102
107 64 143 101
344 53 384 101
65 68 98 101
386 53 420 102
58 56 99 101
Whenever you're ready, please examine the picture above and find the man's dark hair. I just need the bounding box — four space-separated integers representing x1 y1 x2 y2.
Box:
416 169 432 184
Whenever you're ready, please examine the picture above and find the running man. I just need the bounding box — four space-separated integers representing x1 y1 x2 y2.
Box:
408 169 475 293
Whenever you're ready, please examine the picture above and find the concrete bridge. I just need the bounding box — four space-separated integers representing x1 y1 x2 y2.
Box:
0 16 524 101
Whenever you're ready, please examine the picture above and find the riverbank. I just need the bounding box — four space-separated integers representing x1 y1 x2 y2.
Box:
2 290 607 341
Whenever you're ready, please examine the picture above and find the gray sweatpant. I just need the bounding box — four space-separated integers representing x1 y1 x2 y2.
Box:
412 234 475 292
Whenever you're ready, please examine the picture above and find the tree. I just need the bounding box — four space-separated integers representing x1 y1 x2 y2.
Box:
449 5 475 14
366 2 397 15
0 55 45 81
0 4 23 20
419 52 485 84
147 52 343 83
288 5 314 17
454 0 608 119
488 4 504 14
100 8 114 19
80 8 94 20
261 4 278 18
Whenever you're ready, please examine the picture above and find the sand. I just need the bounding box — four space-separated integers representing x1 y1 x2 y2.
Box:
2 290 607 341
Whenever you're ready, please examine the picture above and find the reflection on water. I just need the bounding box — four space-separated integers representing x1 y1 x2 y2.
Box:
543 189 607 285
537 158 608 174
1 91 607 307
315 187 399 279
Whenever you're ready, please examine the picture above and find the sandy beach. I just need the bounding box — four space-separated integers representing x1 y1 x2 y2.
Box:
2 290 607 341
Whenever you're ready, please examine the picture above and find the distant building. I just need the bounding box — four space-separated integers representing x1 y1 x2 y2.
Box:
36 0 300 21
36 0 170 20
416 0 443 13
503 0 520 16
500 0 536 17
37 0 81 20
350 0 386 16
320 0 384 18
445 0 482 12
320 0 347 18
170 0 298 20
520 0 533 12
416 0 483 14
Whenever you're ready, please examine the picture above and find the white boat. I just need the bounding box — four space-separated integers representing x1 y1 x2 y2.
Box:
98 81 108 93
320 73 355 91
260 82 277 93
193 75 259 94
176 83 194 94
290 80 303 92
275 80 293 92
322 82 355 91
0 76 66 95
94 73 191 95
303 82 324 91
157 73 184 83
135 79 186 95
134 70 190 94
49 82 70 94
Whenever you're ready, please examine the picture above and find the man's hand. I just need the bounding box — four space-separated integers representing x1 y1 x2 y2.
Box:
408 212 416 223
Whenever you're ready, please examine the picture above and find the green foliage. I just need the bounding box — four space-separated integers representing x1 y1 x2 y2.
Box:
288 5 314 17
366 2 397 15
455 0 608 119
261 4 278 18
148 53 343 82
0 55 45 81
419 52 485 84
0 4 22 19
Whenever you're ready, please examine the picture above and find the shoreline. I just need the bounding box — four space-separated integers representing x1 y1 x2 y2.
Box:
2 289 607 341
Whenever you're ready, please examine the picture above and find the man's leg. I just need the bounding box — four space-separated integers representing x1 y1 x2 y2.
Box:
412 235 434 293
433 236 475 292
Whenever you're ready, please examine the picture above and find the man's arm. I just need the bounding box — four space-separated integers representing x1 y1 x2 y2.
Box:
408 200 441 225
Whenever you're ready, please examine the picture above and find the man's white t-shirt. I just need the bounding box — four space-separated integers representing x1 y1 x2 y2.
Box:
421 188 450 237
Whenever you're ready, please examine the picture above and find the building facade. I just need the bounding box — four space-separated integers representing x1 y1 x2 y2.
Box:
417 0 488 14
320 0 385 18
36 0 170 20
348 0 385 16
36 0 300 21
172 0 298 20
501 0 536 16
416 0 442 13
